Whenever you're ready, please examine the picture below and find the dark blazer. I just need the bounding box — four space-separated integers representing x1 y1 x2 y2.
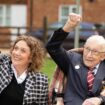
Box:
0 54 48 105
46 28 105 105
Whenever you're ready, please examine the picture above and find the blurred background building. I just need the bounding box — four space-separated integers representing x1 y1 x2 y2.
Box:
0 0 105 49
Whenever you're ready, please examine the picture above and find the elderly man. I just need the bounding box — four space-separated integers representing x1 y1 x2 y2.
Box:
46 13 105 105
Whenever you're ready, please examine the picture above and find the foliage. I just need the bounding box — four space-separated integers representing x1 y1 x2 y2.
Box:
42 57 56 83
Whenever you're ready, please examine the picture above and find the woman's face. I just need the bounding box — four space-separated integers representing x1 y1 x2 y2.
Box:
11 40 31 69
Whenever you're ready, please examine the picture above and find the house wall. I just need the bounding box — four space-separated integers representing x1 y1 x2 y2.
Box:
0 0 105 29
0 0 27 48
82 0 105 23
0 0 104 48
27 0 105 29
0 0 26 4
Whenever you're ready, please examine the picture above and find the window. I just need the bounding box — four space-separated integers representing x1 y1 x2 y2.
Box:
0 5 11 26
59 5 82 24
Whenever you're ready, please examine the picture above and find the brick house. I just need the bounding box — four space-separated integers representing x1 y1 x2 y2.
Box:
0 0 27 48
0 0 105 29
0 0 105 47
27 0 105 29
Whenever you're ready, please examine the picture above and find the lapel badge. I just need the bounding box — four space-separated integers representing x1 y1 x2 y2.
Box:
75 65 80 70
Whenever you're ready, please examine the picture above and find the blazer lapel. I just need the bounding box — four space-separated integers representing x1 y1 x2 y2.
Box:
23 71 37 105
80 65 88 92
74 59 89 92
92 61 105 93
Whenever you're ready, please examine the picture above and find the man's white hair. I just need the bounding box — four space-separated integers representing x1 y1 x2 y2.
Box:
85 35 105 52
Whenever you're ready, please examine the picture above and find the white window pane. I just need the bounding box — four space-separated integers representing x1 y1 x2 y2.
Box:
0 6 3 15
0 17 3 25
59 5 82 23
6 6 11 15
5 6 11 25
11 5 27 27
0 6 3 25
0 5 11 26
62 7 69 16
6 17 11 26
72 7 77 13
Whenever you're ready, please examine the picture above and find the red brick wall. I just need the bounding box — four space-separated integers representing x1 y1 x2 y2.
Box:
0 0 26 4
0 0 105 29
27 0 76 29
82 0 105 23
27 0 105 29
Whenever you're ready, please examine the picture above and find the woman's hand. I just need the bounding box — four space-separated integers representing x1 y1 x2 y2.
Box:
56 98 64 105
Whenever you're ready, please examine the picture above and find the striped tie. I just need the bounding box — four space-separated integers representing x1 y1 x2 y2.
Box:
87 70 94 91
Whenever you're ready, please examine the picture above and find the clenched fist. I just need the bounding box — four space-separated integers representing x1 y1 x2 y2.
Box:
63 13 82 32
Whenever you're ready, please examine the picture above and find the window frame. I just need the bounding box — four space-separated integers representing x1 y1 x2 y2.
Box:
0 5 11 26
59 5 82 23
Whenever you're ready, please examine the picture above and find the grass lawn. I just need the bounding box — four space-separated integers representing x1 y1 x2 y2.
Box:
42 57 56 83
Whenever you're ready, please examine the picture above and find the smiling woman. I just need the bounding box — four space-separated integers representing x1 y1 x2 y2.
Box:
0 35 48 105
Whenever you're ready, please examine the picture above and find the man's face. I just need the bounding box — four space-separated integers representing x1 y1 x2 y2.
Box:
83 42 105 68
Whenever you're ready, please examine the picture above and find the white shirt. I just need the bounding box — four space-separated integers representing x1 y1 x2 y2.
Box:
92 63 100 75
11 64 27 84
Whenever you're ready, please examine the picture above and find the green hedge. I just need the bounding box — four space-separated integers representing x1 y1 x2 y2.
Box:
42 57 56 83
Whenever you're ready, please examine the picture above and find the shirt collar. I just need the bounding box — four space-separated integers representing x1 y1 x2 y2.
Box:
11 64 27 84
92 63 100 75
